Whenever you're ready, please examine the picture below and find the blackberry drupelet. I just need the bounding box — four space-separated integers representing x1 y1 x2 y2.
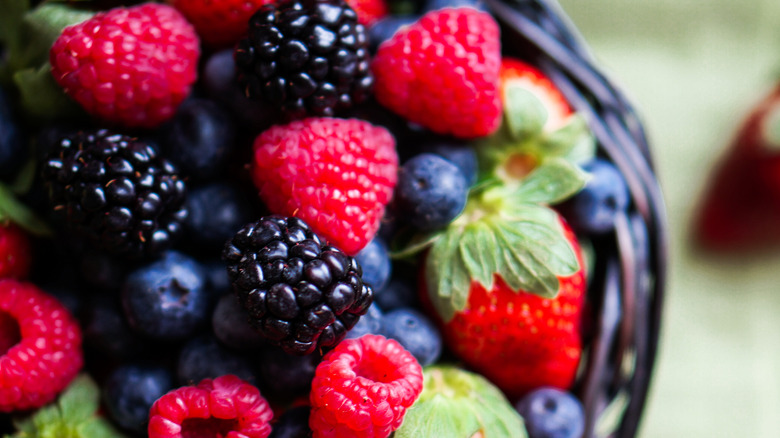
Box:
234 0 373 119
42 129 187 259
223 216 373 355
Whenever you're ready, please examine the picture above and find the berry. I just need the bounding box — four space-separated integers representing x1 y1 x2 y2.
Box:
148 375 274 438
0 223 31 280
235 0 373 119
381 308 441 366
499 58 572 133
161 98 237 181
251 118 397 255
184 182 254 250
345 302 383 339
50 3 200 128
0 280 83 412
354 237 391 292
515 388 585 438
0 88 27 180
422 140 479 186
373 278 416 311
223 216 374 355
257 346 321 399
372 8 501 138
103 364 174 434
42 129 188 259
367 15 417 52
559 158 629 234
423 0 485 13
79 250 128 291
395 153 469 230
309 334 423 438
177 335 257 386
212 294 268 350
269 406 312 438
169 0 273 47
346 0 388 26
82 294 147 360
121 251 210 341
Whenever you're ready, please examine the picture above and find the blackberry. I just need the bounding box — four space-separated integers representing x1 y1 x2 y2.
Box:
42 129 187 259
223 216 373 355
234 0 373 119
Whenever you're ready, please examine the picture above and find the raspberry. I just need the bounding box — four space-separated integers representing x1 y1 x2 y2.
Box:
346 0 388 26
0 224 31 280
309 334 423 438
50 3 200 128
251 118 397 255
148 375 274 438
169 0 273 47
0 280 83 412
372 7 502 139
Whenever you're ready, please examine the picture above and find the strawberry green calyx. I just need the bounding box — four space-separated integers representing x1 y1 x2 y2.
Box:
394 366 527 438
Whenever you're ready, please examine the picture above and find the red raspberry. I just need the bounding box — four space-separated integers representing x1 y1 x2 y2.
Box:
50 4 200 128
169 0 273 47
372 7 502 139
0 280 83 412
148 375 274 438
252 117 398 255
0 224 31 280
346 0 388 27
309 334 423 438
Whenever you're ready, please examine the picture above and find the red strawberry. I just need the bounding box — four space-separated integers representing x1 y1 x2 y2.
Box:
169 0 273 47
251 117 398 255
346 0 388 27
50 3 200 128
500 57 572 134
372 7 502 139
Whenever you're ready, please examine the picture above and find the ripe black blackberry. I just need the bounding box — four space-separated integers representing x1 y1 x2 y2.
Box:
234 0 373 119
223 216 373 355
42 129 187 259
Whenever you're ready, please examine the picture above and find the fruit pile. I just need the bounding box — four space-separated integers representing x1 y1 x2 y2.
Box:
0 0 635 437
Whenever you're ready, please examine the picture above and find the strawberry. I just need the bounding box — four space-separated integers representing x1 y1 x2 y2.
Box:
168 0 273 47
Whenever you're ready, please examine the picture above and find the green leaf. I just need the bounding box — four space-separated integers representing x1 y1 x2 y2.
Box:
0 0 30 46
389 226 444 259
0 183 52 236
76 419 126 438
9 158 38 195
395 366 527 438
503 84 548 140
510 158 589 205
14 63 84 121
541 115 596 164
58 375 99 425
426 228 472 322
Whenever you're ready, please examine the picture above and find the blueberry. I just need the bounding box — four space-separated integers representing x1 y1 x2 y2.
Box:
103 364 174 434
560 158 629 234
212 293 268 350
184 182 254 250
83 294 147 360
396 153 469 230
515 388 585 438
121 251 210 341
373 278 417 311
203 259 232 295
177 335 257 386
380 308 441 366
354 238 391 292
345 303 383 339
162 98 236 180
423 0 485 13
422 141 478 186
269 406 311 438
0 87 27 180
258 346 321 399
368 15 417 52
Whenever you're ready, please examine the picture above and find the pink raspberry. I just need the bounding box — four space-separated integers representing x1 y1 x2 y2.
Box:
50 3 200 128
0 280 83 412
309 334 423 438
148 374 274 438
252 117 398 255
372 7 502 139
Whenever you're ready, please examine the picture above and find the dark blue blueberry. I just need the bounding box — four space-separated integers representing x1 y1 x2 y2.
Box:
121 251 210 341
184 182 254 250
380 308 441 366
559 158 629 234
354 238 391 292
269 406 311 438
258 346 321 399
515 388 585 438
422 141 478 186
0 87 27 180
373 278 417 311
368 15 417 52
83 294 147 360
212 293 268 350
396 153 469 230
423 0 485 13
345 303 383 339
102 364 174 434
177 335 257 385
203 259 232 295
162 98 236 180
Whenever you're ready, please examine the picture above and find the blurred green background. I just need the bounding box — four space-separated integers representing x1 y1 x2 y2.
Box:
556 0 780 436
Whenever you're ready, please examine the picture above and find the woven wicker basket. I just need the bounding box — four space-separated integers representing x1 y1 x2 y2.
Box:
483 1 668 437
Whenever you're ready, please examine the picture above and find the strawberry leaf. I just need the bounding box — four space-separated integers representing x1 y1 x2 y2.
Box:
504 83 548 139
14 63 84 121
426 228 472 322
541 114 596 164
510 158 588 205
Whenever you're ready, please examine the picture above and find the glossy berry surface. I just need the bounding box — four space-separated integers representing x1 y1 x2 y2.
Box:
560 158 629 234
395 153 469 230
373 278 416 311
121 251 210 341
177 335 257 386
235 0 374 119
42 129 188 259
0 224 31 280
309 334 423 438
102 364 174 434
354 237 391 292
423 140 479 186
184 182 254 250
345 302 383 339
381 308 441 366
515 387 585 438
223 216 374 355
